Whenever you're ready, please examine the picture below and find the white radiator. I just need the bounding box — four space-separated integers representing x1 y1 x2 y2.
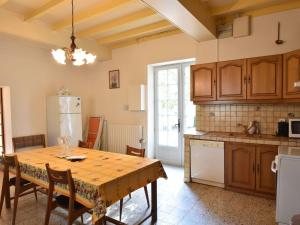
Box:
107 124 143 154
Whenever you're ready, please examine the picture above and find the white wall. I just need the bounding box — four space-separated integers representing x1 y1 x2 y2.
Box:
1 8 300 154
88 8 300 155
198 8 300 63
0 34 94 148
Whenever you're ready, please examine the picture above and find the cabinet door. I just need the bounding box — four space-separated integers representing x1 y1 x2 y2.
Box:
255 145 277 195
247 55 282 99
217 59 247 100
283 49 300 99
191 63 216 101
225 142 256 190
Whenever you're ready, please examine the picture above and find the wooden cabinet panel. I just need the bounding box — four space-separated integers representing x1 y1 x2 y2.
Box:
283 49 300 99
255 145 277 194
217 59 247 100
247 55 282 99
191 63 216 101
225 142 256 190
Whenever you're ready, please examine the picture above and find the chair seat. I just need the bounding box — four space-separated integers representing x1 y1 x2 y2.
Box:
9 177 31 186
55 195 85 210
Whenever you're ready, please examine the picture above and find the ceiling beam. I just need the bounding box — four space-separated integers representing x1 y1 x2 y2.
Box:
211 0 285 16
242 0 300 17
0 0 8 7
141 0 216 42
24 0 66 21
51 0 132 30
110 28 181 49
97 20 173 44
78 8 156 38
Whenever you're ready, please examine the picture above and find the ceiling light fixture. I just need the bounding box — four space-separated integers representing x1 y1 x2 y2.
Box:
51 0 96 66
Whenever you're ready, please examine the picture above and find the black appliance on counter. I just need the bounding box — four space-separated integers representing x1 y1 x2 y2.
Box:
277 120 289 137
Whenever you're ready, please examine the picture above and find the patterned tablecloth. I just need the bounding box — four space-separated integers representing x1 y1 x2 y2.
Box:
12 147 167 224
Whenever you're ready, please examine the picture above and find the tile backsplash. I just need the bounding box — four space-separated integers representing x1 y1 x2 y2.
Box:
196 104 300 135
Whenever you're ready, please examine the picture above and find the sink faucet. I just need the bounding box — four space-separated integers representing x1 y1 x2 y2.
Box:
237 121 260 135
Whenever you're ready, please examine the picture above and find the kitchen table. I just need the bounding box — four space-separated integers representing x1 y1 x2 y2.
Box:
9 146 167 224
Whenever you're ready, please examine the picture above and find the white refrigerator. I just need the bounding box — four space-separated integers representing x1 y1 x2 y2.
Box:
275 146 300 225
46 96 82 147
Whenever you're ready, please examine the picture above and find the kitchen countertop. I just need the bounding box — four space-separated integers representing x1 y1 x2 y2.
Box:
278 145 300 156
184 130 300 146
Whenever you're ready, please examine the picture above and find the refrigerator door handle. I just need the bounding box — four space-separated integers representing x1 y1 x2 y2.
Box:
271 160 277 173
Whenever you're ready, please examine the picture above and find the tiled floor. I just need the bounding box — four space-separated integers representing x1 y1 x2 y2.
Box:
0 165 276 225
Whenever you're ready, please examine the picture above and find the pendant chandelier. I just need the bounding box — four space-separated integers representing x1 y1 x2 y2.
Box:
51 0 96 66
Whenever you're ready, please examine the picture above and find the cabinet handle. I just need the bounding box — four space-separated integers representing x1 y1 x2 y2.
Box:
248 76 251 84
213 79 216 85
252 163 255 173
257 164 260 172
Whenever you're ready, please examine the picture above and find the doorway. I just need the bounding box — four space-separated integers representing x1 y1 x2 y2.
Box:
0 88 5 154
154 61 195 166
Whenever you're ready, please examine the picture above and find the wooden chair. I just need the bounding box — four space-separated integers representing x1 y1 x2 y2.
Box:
44 163 90 225
0 154 38 225
119 145 150 221
78 140 93 148
13 134 46 152
292 214 300 225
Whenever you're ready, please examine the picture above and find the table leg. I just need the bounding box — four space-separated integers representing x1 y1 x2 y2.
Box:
5 182 11 209
151 180 157 223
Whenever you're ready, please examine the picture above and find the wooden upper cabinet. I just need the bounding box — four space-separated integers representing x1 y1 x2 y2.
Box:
225 142 256 190
283 49 300 99
247 55 282 99
255 145 277 195
191 63 216 101
217 59 247 100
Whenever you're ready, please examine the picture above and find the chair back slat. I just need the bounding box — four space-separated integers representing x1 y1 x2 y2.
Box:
78 141 93 148
3 154 21 177
126 145 145 158
45 164 75 196
13 134 46 151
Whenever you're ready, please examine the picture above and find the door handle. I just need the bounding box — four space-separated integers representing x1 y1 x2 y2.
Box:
174 119 181 133
271 160 277 173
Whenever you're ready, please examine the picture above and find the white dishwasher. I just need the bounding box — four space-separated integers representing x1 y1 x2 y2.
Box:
190 140 224 188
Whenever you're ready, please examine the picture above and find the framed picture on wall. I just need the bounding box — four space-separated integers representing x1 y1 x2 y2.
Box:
109 70 120 89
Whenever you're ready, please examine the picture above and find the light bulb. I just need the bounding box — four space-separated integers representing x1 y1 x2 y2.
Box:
52 49 66 64
86 53 96 64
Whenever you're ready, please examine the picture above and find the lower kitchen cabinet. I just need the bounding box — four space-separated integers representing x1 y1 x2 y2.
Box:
225 142 256 190
255 145 277 195
225 142 277 198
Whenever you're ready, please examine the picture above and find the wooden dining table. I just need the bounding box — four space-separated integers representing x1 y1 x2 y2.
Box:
11 146 167 225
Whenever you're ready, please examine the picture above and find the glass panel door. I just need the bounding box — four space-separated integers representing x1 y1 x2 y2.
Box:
154 61 195 166
155 65 180 165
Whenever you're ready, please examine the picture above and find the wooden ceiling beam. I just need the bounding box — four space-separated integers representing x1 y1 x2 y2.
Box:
110 28 181 49
51 0 133 30
24 0 66 21
78 8 156 38
97 20 173 44
141 0 216 42
211 0 284 16
242 0 300 17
